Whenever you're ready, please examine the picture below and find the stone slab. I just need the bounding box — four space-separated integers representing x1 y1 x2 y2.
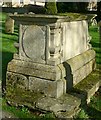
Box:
60 59 96 90
7 59 61 81
29 77 66 98
62 20 89 61
36 94 81 118
6 70 100 118
58 49 96 74
6 71 66 98
73 69 100 104
73 58 96 86
10 49 95 79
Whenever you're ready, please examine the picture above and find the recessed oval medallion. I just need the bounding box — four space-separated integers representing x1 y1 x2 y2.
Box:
22 25 45 63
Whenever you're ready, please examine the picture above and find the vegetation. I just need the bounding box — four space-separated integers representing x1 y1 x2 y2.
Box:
2 98 55 119
89 25 101 65
45 0 57 14
97 1 101 22
1 12 101 119
57 2 89 13
75 88 101 119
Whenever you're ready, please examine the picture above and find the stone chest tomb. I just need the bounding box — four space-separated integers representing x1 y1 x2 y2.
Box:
6 14 96 118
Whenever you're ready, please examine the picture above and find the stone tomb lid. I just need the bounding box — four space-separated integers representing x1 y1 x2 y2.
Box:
9 13 71 23
9 13 87 23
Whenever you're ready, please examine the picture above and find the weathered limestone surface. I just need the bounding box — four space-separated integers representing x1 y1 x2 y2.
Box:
73 70 101 104
7 59 61 81
36 94 81 118
73 59 96 85
29 77 66 98
6 14 99 118
62 20 90 61
6 71 66 98
22 25 46 64
7 49 96 88
9 14 91 66
6 70 100 118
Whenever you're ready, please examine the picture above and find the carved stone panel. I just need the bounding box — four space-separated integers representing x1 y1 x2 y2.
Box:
22 25 45 63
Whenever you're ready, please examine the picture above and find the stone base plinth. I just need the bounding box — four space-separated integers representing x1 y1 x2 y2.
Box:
6 49 97 118
6 70 100 118
6 49 96 99
6 71 66 98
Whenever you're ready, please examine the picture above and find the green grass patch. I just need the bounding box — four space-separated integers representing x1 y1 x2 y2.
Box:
89 25 101 65
1 12 18 84
0 12 8 22
2 98 55 119
75 109 89 119
2 99 35 119
76 89 101 120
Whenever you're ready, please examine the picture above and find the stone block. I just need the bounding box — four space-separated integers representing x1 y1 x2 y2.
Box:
58 49 95 78
29 77 66 98
58 49 96 88
6 72 28 90
62 20 89 61
36 94 81 118
73 58 96 85
7 59 61 81
74 70 100 104
9 14 90 65
64 49 95 73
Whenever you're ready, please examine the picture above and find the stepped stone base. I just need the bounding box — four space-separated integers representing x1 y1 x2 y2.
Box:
6 70 100 118
71 69 101 105
6 90 81 118
6 49 99 118
7 49 96 97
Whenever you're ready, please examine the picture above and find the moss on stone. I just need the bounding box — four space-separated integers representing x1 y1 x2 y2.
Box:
58 13 87 21
6 86 44 108
74 70 100 92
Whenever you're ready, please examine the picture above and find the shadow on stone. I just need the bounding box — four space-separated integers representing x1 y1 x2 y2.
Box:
70 88 88 108
63 62 73 92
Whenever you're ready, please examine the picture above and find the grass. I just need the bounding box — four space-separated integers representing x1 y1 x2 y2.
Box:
2 98 55 119
1 12 101 119
75 89 101 119
1 12 18 89
89 25 101 65
2 99 35 119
